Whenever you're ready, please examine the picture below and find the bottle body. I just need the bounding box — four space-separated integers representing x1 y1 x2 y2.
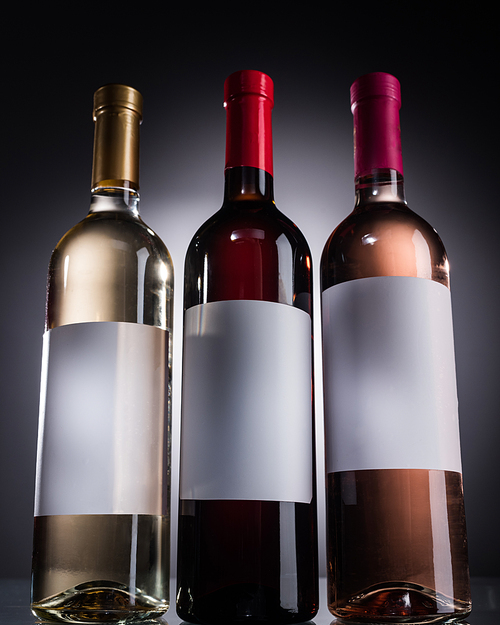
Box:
176 70 318 624
31 86 173 623
321 73 470 623
177 168 318 623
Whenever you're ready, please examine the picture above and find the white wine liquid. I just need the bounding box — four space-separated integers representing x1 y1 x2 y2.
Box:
31 514 169 622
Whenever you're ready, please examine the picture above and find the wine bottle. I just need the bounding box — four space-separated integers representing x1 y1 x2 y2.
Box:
31 84 173 623
321 72 471 623
176 69 319 624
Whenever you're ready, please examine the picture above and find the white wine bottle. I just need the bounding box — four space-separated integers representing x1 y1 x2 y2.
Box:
321 72 471 623
31 84 173 623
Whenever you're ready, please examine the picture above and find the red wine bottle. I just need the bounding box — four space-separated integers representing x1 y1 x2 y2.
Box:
321 72 471 623
176 70 319 624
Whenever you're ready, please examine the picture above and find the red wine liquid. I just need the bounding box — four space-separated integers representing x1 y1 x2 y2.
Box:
177 499 317 623
177 168 318 623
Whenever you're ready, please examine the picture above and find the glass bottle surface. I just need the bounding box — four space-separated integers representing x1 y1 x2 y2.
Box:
177 162 319 623
31 188 174 624
45 189 173 330
31 85 173 624
177 70 318 623
321 169 471 623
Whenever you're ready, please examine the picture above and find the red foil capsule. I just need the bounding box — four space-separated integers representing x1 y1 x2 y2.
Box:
224 69 274 175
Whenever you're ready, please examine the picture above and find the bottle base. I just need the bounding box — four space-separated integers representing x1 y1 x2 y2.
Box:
31 580 169 624
329 581 471 624
176 582 318 624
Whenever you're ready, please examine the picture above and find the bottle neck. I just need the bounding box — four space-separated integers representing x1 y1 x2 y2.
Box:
352 91 405 208
224 87 274 176
91 103 141 191
90 103 141 215
354 168 406 208
89 185 140 216
223 166 274 203
223 90 274 204
352 93 403 179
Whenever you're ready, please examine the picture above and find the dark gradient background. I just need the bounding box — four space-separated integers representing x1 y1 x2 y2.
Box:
2 5 498 583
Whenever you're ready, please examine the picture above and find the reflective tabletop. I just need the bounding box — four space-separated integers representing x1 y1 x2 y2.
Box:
1 577 499 625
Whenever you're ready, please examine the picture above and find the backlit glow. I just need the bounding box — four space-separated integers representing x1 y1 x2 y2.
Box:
63 255 70 289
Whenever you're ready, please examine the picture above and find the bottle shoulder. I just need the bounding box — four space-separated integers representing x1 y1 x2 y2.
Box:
321 202 449 290
187 201 311 256
46 210 173 330
51 210 173 266
184 201 313 310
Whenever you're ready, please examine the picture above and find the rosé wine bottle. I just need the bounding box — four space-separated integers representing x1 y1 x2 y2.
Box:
321 72 471 623
176 70 319 624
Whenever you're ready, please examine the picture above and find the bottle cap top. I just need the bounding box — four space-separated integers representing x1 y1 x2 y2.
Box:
224 70 274 106
350 72 401 110
93 84 143 120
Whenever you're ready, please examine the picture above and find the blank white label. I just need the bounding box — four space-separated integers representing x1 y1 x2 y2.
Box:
180 299 313 503
322 276 462 474
34 321 168 516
